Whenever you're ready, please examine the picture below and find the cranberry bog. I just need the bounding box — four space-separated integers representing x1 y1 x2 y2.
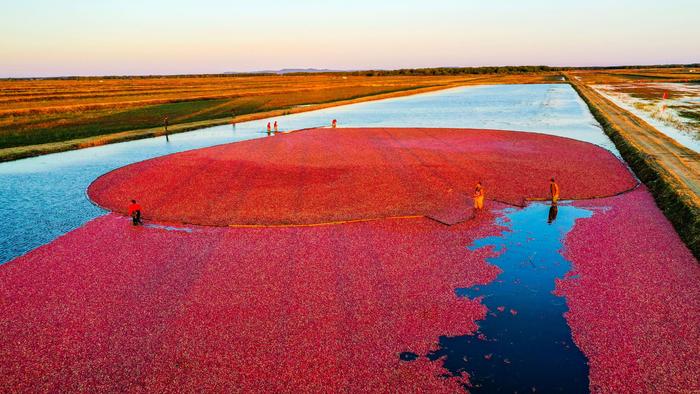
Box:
0 83 619 265
87 128 636 226
2 127 699 392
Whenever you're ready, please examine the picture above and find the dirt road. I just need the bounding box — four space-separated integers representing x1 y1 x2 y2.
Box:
570 76 700 196
567 74 699 256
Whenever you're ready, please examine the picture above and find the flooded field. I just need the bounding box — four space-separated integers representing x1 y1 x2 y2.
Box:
2 123 698 392
593 83 700 152
414 203 593 392
2 91 699 391
0 83 611 264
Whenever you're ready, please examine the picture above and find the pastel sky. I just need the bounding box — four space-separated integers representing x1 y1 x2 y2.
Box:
2 0 698 77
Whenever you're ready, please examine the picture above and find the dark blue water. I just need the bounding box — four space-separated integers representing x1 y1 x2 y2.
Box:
0 84 615 264
404 203 594 392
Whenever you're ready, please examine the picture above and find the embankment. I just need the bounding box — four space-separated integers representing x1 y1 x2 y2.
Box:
568 76 700 258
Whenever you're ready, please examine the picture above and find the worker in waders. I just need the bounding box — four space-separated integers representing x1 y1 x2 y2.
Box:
332 119 337 128
473 181 485 211
550 178 560 205
267 122 272 134
274 121 278 133
128 199 143 226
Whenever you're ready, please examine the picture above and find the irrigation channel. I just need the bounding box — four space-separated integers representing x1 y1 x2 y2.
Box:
1 83 622 390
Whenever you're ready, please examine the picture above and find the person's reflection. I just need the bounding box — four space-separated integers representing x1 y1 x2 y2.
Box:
548 204 558 224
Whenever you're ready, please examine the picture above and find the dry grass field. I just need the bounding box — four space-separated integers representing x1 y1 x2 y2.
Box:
0 72 560 161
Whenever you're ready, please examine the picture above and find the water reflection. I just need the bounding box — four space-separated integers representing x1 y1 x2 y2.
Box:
548 204 559 224
404 203 593 392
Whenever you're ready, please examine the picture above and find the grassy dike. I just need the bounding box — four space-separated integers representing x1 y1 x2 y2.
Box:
569 81 700 259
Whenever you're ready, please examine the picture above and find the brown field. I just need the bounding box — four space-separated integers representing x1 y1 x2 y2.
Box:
0 72 560 161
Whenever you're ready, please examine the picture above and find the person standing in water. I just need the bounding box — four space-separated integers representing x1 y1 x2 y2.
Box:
267 122 272 134
332 119 337 128
550 178 560 205
128 199 143 226
274 121 278 133
473 181 485 211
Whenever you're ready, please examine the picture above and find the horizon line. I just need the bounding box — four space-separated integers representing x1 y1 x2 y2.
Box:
2 62 699 80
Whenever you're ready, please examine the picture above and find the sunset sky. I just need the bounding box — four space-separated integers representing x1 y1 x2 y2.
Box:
2 0 698 77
